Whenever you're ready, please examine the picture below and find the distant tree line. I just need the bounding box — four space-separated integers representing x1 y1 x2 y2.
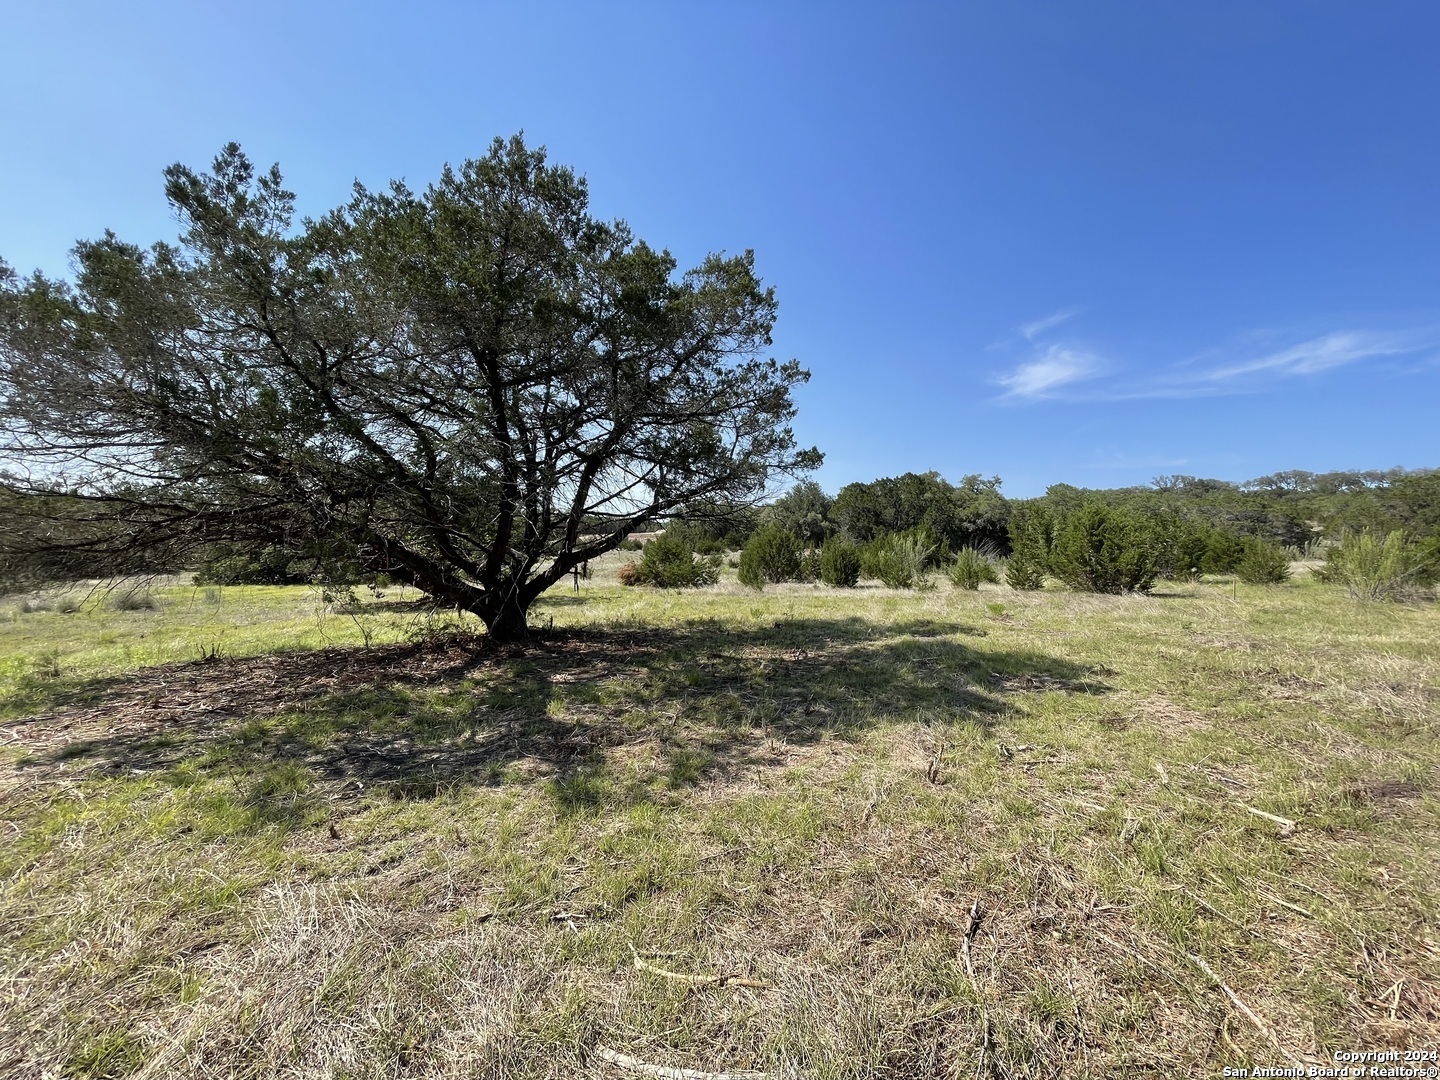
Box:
619 466 1439 596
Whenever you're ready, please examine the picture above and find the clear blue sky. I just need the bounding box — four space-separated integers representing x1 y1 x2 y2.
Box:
3 2 1436 497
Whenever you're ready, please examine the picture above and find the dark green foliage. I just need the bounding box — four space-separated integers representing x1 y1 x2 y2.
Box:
1200 529 1247 575
948 546 999 590
1235 538 1292 585
0 136 818 640
1005 505 1052 590
831 472 1010 552
661 520 730 556
738 524 802 589
818 540 861 587
1160 520 1210 581
194 544 312 586
1149 518 1250 580
667 501 762 551
625 533 720 588
1048 503 1161 594
763 481 833 547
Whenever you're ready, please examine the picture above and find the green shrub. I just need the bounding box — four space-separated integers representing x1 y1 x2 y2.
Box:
948 546 999 590
1005 506 1051 590
738 525 803 589
623 533 720 588
819 540 862 587
798 548 822 582
1200 529 1246 575
1157 520 1209 581
616 537 644 552
869 532 935 590
1235 538 1291 585
1048 503 1161 594
194 544 312 585
1316 529 1434 601
662 520 729 556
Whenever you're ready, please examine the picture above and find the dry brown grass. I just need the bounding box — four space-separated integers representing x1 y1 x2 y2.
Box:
1 571 1437 1077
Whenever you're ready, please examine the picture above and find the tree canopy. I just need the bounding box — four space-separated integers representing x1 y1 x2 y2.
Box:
0 136 819 638
830 471 1010 551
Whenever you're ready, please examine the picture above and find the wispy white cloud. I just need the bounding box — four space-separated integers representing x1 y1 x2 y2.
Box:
1019 306 1084 341
1200 330 1425 382
993 326 1437 404
995 345 1103 400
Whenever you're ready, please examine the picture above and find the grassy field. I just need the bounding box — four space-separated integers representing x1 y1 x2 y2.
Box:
1 559 1437 1078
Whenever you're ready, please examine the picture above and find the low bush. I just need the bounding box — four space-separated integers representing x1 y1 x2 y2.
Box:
738 525 803 589
17 593 83 614
622 533 720 588
948 546 999 590
1316 530 1435 601
1157 520 1209 581
1200 529 1247 575
1048 503 1161 594
798 548 822 582
662 521 730 556
110 588 159 611
869 532 935 590
1235 538 1291 585
819 541 862 587
1005 506 1051 590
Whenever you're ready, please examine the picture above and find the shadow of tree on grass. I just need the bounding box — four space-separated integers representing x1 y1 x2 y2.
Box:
7 616 1112 829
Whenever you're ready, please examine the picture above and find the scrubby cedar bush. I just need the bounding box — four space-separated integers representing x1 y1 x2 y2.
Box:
1157 519 1209 581
1048 503 1162 594
1316 529 1435 600
819 540 862 587
1200 529 1247 574
798 547 822 582
738 524 802 589
949 546 999 590
622 533 720 588
868 532 935 590
1004 505 1052 590
1235 538 1292 585
662 520 730 556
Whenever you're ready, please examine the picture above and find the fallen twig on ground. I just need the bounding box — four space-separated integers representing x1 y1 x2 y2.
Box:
595 1046 770 1079
1187 953 1304 1068
961 898 983 986
629 945 773 990
1242 804 1297 837
1257 887 1312 918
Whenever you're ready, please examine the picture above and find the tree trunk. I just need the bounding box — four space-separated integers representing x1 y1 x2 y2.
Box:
480 592 532 642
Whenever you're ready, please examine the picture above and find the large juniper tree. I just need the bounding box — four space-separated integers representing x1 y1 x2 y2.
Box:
0 136 819 638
